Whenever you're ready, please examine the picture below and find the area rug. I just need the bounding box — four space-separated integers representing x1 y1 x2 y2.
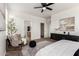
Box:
22 40 52 56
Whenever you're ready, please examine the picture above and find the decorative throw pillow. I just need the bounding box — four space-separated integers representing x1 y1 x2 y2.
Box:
29 40 36 48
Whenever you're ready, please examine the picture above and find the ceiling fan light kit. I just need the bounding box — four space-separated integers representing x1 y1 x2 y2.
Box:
42 7 46 10
34 3 54 13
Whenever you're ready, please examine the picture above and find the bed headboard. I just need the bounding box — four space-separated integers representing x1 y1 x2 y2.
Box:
50 33 79 42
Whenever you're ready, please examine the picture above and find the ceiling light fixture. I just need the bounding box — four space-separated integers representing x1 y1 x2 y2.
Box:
42 7 46 10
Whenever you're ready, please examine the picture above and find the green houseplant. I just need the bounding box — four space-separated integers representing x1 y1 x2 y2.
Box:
8 18 17 35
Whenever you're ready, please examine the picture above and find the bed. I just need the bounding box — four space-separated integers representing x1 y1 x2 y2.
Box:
35 40 79 56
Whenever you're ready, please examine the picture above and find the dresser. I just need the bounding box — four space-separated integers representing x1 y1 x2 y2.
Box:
50 33 79 42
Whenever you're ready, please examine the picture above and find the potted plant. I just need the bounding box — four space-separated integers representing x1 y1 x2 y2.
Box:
7 18 17 37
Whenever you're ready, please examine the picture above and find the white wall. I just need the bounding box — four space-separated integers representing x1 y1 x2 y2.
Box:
0 4 6 56
0 31 6 56
9 12 49 40
46 18 51 37
50 6 79 36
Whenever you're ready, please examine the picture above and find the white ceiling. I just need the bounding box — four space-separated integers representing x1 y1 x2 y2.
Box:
7 3 79 19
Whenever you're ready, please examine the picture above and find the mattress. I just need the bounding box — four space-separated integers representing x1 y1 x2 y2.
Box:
35 40 79 56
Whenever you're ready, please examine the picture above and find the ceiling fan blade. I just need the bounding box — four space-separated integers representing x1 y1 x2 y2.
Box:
47 3 54 6
41 9 44 13
46 7 52 10
41 3 47 7
34 7 43 9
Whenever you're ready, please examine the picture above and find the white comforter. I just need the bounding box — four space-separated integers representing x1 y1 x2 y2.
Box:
36 40 79 56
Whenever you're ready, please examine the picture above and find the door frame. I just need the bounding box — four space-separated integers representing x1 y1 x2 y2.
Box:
24 21 31 41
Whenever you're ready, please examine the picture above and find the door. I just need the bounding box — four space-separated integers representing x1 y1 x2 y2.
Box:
24 21 31 43
40 23 44 38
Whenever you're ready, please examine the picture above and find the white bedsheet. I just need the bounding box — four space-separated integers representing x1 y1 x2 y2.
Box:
35 40 79 56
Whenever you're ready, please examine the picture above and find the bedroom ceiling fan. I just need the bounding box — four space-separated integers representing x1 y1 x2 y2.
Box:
34 3 54 13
